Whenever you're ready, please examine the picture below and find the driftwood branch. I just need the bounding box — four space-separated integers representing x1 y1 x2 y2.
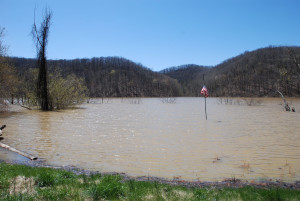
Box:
20 105 32 110
0 142 37 160
276 90 290 111
276 90 286 104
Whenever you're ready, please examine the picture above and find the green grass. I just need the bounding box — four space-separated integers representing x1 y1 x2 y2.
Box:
0 162 299 200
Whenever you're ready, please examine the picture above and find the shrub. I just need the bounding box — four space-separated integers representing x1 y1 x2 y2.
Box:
24 68 88 110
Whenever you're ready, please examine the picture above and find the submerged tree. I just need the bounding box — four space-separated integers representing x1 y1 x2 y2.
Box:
24 68 88 110
32 8 52 111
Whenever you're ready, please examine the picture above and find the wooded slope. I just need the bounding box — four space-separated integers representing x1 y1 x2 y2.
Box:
12 46 300 97
162 46 300 97
12 57 181 97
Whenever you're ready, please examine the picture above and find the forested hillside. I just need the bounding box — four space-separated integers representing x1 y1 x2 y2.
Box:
162 46 300 97
208 46 300 97
11 46 300 98
12 57 181 97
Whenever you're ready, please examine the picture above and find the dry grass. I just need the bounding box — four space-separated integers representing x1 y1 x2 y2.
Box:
9 176 36 195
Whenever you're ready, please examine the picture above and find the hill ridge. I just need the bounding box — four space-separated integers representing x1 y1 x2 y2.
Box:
11 46 300 97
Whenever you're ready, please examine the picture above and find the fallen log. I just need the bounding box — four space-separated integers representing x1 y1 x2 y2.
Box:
0 142 37 160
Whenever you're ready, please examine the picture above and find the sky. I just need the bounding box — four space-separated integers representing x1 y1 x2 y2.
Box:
1 0 300 71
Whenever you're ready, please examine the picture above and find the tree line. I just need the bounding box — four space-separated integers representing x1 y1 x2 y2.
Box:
5 46 300 111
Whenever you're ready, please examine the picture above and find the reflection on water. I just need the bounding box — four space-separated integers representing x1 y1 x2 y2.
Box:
0 98 300 182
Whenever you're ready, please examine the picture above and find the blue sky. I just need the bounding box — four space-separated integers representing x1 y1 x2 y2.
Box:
1 0 300 71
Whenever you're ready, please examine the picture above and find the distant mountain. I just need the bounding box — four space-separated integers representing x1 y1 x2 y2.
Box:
160 46 300 97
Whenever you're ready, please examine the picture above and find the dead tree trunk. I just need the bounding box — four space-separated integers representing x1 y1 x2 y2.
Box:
32 8 52 111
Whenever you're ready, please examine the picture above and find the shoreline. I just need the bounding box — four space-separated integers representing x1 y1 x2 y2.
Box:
2 157 300 190
1 101 300 191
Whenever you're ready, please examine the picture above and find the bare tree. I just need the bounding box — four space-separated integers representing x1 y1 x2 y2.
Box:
32 8 52 111
0 27 8 56
0 26 18 111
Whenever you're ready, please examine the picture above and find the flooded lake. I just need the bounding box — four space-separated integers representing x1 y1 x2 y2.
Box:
0 97 300 182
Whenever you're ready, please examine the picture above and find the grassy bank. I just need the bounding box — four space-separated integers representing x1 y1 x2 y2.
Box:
0 163 299 200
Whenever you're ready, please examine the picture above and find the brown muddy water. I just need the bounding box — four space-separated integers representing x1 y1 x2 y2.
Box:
0 97 300 183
